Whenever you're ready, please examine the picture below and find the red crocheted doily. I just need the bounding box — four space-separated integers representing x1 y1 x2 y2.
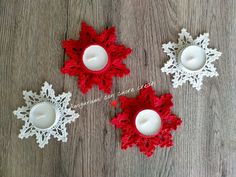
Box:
111 85 182 157
61 22 132 94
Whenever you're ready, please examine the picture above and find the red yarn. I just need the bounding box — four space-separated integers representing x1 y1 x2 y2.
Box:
110 100 118 107
61 22 132 94
111 85 182 157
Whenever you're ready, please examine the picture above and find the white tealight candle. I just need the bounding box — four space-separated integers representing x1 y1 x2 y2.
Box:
135 109 162 136
29 102 59 129
82 45 108 71
178 45 206 72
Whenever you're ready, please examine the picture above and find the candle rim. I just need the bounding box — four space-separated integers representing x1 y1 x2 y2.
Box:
178 45 207 73
82 44 110 73
29 101 60 130
133 108 162 138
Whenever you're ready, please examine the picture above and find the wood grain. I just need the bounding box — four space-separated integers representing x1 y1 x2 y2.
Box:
0 0 236 177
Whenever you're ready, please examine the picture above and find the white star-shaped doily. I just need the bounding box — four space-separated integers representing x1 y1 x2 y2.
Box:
13 82 79 148
161 28 222 90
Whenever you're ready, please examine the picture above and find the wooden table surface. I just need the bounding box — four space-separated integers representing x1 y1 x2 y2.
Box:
1 0 236 177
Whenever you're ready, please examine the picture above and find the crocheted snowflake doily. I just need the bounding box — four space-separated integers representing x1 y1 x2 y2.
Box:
161 28 222 90
111 85 182 157
61 22 132 94
13 82 79 148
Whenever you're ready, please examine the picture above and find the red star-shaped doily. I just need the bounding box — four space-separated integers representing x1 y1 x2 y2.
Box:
111 85 182 157
61 22 132 94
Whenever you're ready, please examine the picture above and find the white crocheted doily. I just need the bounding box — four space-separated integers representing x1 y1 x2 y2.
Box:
13 82 79 148
161 28 222 90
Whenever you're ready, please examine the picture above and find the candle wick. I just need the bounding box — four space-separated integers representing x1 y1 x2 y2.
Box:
35 112 46 119
139 118 148 124
186 57 195 61
36 115 46 120
87 56 97 61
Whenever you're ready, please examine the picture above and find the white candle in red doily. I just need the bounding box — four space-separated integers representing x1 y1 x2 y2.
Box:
178 45 206 72
82 45 108 71
135 109 162 136
29 102 59 129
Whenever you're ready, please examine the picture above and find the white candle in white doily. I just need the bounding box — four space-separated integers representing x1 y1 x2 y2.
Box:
29 102 59 129
135 109 162 136
82 45 108 71
178 45 206 72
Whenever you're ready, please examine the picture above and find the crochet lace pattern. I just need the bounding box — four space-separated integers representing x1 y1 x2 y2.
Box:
61 22 132 94
111 85 182 157
13 82 79 148
161 28 222 90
